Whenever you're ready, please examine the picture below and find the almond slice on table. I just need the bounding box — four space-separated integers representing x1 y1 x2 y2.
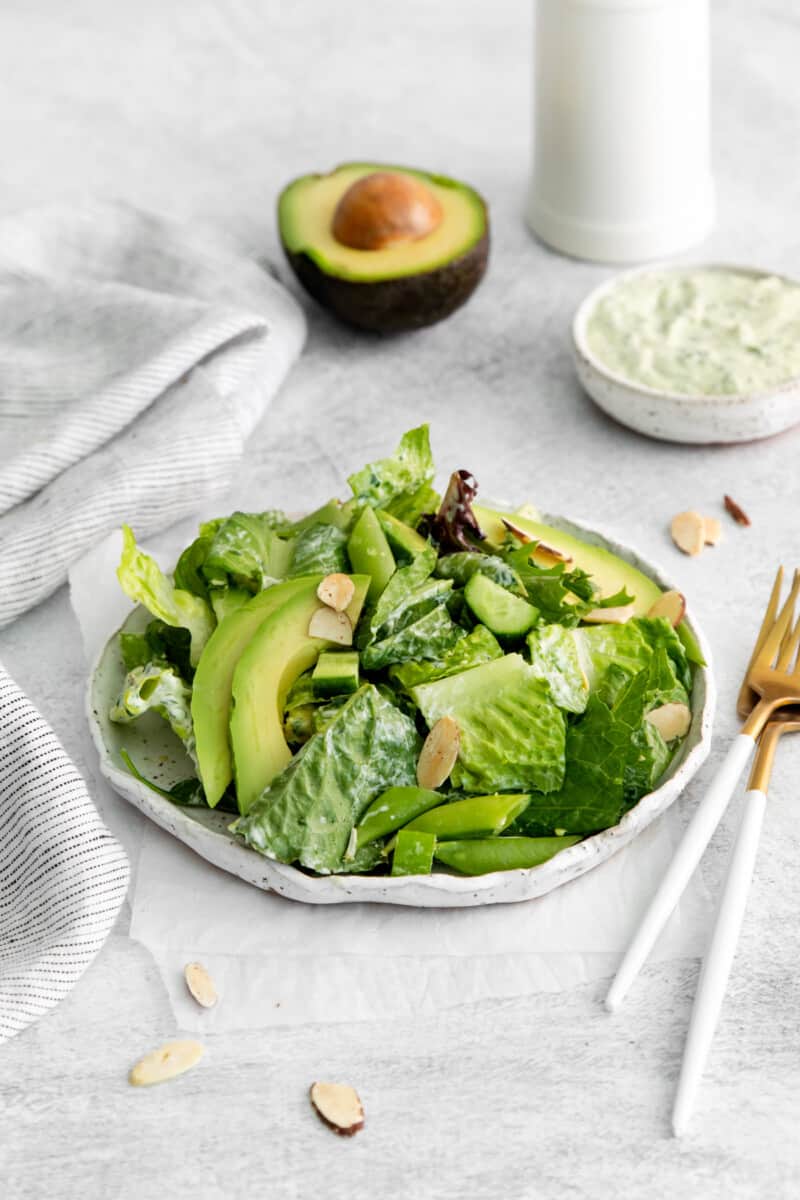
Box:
417 716 460 789
308 606 353 645
582 602 636 625
724 494 751 526
184 962 218 1009
317 573 355 612
703 516 722 546
670 511 705 557
645 702 692 742
310 1081 365 1137
647 590 686 628
129 1040 204 1087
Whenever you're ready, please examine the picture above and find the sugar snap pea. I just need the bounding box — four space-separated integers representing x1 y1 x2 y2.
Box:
434 835 581 875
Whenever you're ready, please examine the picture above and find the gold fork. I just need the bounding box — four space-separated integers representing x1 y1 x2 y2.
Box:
671 704 800 1134
606 566 800 1015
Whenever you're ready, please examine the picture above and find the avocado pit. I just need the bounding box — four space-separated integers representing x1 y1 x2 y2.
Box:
331 171 443 251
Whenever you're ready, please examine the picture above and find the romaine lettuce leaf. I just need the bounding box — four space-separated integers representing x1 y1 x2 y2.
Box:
201 511 294 592
364 544 438 639
288 523 348 577
361 603 464 669
411 654 566 794
173 535 214 598
117 525 215 667
233 684 420 873
527 624 589 713
576 620 652 690
389 624 502 690
347 425 437 522
636 616 693 694
110 663 196 765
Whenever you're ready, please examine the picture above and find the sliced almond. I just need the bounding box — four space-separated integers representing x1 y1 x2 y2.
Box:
531 540 573 567
129 1040 204 1087
417 715 460 789
501 517 533 545
308 606 353 646
317 573 355 613
670 510 705 557
582 602 636 625
645 702 691 742
310 1081 364 1137
184 962 218 1009
647 589 686 628
703 516 722 546
724 494 751 526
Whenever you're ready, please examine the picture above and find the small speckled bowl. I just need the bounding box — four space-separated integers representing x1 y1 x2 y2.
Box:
572 264 800 444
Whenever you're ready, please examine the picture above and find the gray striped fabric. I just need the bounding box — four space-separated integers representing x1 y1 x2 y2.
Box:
0 200 306 628
0 202 305 1037
0 665 129 1043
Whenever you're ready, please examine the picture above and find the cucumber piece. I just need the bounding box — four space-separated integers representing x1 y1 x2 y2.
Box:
356 785 442 849
391 829 436 877
347 506 396 602
464 572 538 637
404 793 530 840
312 650 360 698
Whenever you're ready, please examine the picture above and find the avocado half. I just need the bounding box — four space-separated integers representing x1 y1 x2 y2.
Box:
277 162 489 333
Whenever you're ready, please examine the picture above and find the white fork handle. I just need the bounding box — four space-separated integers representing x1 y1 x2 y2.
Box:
605 734 755 1013
672 786 766 1136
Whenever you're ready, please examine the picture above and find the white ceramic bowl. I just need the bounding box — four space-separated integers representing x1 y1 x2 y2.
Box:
86 507 714 907
572 264 800 444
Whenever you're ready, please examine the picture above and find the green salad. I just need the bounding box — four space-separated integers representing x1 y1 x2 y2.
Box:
110 425 702 878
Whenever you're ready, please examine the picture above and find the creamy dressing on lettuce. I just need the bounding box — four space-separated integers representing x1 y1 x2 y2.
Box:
587 269 800 395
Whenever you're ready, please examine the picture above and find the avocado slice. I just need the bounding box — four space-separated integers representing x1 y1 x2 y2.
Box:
230 576 370 813
192 578 315 807
277 162 489 333
474 504 662 617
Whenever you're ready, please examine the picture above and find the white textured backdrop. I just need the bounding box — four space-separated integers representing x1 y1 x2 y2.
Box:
1 2 800 1197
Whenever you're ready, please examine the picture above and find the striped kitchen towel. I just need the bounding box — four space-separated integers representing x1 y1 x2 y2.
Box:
0 664 129 1043
0 200 306 628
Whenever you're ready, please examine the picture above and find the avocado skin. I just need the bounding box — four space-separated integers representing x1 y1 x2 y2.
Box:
282 229 489 334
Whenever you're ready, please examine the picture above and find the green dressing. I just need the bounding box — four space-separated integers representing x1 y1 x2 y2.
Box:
587 268 800 396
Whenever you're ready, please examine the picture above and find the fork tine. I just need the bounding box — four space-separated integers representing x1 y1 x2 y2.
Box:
777 575 800 671
737 568 785 714
757 569 800 668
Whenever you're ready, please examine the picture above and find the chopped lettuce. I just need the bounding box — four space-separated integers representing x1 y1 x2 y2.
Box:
361 603 464 670
110 663 196 765
435 552 524 594
233 684 420 873
288 522 348 577
347 424 437 523
576 620 652 690
173 535 214 598
527 624 589 713
389 624 502 690
201 511 294 592
359 544 464 667
411 654 566 794
117 525 215 667
503 547 597 626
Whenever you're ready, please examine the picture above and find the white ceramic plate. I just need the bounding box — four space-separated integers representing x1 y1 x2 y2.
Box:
572 263 800 444
86 508 714 907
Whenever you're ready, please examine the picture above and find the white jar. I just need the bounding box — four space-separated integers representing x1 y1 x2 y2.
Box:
527 0 715 263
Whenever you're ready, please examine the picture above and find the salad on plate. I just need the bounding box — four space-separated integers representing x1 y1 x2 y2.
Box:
109 426 703 879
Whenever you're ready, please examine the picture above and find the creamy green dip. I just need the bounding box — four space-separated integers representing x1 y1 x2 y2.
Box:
586 268 800 395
